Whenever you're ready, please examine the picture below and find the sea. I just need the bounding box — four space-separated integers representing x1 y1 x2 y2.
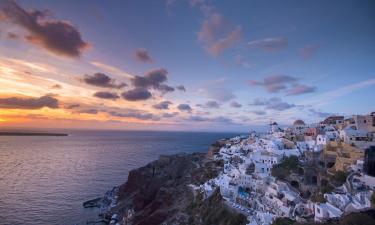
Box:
0 130 240 225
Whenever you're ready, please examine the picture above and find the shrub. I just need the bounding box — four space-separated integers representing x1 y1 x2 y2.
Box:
321 185 334 194
371 191 375 205
272 218 296 225
332 171 347 186
311 193 326 203
189 189 248 225
215 159 224 167
339 212 375 225
271 156 299 180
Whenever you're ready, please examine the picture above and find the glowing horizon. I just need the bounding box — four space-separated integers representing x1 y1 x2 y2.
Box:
0 0 374 132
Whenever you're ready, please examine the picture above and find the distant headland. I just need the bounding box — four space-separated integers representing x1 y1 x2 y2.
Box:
0 132 68 136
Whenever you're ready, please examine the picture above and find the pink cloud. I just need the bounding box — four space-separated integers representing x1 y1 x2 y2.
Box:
197 13 242 56
300 45 319 59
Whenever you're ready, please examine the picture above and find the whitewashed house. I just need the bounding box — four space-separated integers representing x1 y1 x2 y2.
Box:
317 131 339 145
340 126 373 149
324 193 351 210
314 203 343 222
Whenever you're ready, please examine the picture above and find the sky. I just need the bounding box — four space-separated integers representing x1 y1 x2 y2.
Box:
0 0 374 132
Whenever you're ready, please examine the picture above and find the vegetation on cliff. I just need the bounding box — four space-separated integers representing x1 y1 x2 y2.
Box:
271 155 299 180
187 189 247 225
272 209 375 225
113 145 245 225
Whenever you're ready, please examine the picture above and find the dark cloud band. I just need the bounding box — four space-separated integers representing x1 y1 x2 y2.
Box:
0 94 59 109
0 1 88 57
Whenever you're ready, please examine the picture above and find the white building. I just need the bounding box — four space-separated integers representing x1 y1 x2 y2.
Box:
296 140 316 153
248 212 275 225
340 126 374 149
216 174 237 199
314 203 343 222
353 113 375 133
324 193 350 210
316 131 339 145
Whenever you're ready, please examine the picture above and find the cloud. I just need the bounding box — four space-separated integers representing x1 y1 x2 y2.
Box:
132 68 167 87
308 108 333 118
250 97 295 111
189 115 209 122
83 73 126 89
286 84 316 96
50 84 62 89
0 1 88 57
247 37 288 52
198 12 242 56
198 13 222 43
93 91 120 100
190 0 213 15
6 32 18 39
213 116 233 123
267 100 295 111
251 110 266 115
108 110 158 121
230 101 242 108
188 115 234 124
205 88 235 101
207 26 242 56
90 61 134 79
198 100 220 109
177 103 192 112
162 112 179 118
249 75 297 93
176 85 186 92
0 94 59 109
249 75 316 95
199 79 235 102
64 103 80 109
78 109 98 114
250 98 268 106
121 88 152 101
300 45 319 59
133 48 153 63
300 78 375 107
152 100 172 110
158 84 175 93
130 68 174 93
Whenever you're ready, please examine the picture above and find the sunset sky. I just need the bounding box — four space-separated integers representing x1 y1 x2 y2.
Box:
0 0 374 132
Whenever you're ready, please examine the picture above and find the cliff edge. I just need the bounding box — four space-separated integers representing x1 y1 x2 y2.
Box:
107 142 247 225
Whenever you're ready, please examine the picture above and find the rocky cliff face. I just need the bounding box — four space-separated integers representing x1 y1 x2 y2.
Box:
111 143 246 225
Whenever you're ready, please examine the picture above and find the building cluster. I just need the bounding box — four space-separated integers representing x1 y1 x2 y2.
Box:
196 112 375 225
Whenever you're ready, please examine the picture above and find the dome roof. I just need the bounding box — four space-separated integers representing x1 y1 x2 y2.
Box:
293 119 305 126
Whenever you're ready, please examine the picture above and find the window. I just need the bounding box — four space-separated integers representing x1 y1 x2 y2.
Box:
364 120 367 123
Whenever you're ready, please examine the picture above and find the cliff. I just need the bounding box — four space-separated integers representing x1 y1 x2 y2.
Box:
109 143 247 225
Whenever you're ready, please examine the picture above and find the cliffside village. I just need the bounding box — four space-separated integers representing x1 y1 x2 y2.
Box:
196 112 375 225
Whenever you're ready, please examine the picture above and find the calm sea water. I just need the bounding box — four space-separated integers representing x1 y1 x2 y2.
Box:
0 130 238 225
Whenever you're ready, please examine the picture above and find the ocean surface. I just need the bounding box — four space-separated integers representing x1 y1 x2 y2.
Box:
0 130 239 225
